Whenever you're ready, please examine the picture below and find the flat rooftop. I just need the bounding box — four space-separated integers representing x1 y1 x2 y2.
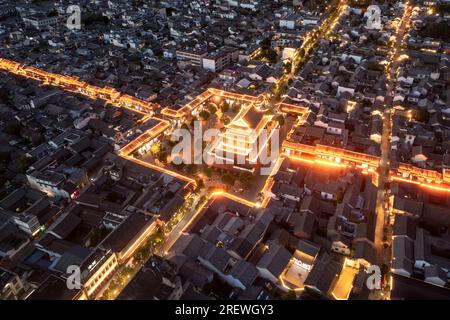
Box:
330 263 358 300
281 258 310 290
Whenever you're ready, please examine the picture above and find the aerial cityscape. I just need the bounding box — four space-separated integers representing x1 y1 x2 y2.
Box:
0 0 449 302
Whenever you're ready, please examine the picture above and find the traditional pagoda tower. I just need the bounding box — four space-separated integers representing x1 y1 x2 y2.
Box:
208 104 278 174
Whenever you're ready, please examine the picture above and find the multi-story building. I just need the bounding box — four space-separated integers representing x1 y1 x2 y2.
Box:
202 47 239 73
26 169 83 199
78 248 119 300
176 46 238 72
0 268 26 300
208 104 278 174
280 13 300 30
175 48 207 67
22 13 66 30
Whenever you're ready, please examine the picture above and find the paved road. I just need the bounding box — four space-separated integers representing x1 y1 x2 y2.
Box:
374 2 413 268
157 190 206 256
272 0 347 102
103 191 205 299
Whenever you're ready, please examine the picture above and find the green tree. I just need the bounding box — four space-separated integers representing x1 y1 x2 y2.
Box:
415 109 430 123
221 173 235 186
261 36 272 49
437 3 450 15
150 142 162 157
0 152 10 163
196 179 205 190
367 60 383 71
203 167 213 178
199 110 211 120
0 87 9 103
238 172 253 187
172 158 185 170
220 101 230 113
284 61 292 74
82 12 109 25
281 290 297 300
419 21 450 41
158 151 168 163
132 0 144 7
89 226 111 247
186 164 198 175
348 0 371 8
275 115 285 126
381 264 389 276
4 120 21 136
221 115 231 125
16 156 36 173
207 103 218 115
261 48 277 63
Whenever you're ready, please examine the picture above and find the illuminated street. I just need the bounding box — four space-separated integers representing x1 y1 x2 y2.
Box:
374 1 414 268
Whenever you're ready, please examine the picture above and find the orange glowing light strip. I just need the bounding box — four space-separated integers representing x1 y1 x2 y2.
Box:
397 163 443 180
122 155 197 187
0 59 21 71
285 140 450 186
259 156 285 208
84 253 117 296
178 196 209 236
208 88 266 105
391 176 450 193
284 141 380 167
288 155 347 169
278 102 309 115
315 144 380 166
137 115 152 124
3 58 450 196
288 155 315 164
315 159 348 168
261 191 272 208
422 184 450 193
210 190 257 208
279 275 304 292
260 176 275 208
282 141 316 151
162 194 211 256
0 58 156 115
161 89 215 118
120 221 158 262
165 190 262 255
161 88 267 119
161 107 182 118
114 102 148 116
118 119 170 156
